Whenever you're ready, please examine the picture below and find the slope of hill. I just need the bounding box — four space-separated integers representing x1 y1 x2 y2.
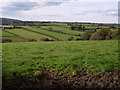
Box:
0 18 22 22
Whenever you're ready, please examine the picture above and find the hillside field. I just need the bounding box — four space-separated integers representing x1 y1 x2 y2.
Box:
2 40 119 88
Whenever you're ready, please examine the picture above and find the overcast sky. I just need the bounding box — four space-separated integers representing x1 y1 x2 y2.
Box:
0 0 119 23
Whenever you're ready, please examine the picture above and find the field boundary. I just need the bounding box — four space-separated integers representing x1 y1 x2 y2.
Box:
21 27 63 41
39 27 80 36
3 29 27 40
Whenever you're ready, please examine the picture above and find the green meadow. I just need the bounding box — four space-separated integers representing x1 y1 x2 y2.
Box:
2 40 118 78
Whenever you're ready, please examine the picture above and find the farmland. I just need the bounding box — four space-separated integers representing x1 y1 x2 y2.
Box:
4 29 54 41
2 31 14 37
2 40 119 88
40 25 84 35
21 26 80 41
1 21 119 88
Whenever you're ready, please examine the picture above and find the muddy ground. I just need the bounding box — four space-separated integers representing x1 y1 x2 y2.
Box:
2 68 120 89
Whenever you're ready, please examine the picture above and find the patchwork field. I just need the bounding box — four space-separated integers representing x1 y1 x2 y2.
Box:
40 26 84 35
4 29 54 41
2 31 14 37
21 26 80 41
1 21 119 88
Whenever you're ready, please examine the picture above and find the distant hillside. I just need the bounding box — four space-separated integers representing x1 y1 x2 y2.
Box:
0 18 22 22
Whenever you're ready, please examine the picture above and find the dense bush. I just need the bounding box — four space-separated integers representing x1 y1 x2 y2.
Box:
81 31 95 40
68 36 74 41
106 30 119 40
90 28 119 40
41 38 50 41
75 38 81 41
90 28 110 40
2 39 12 43
28 39 37 42
71 25 85 31
109 25 117 29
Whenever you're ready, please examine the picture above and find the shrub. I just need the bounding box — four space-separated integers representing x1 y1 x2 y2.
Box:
28 39 37 42
2 39 12 43
111 30 119 40
68 36 74 41
105 31 113 40
48 27 53 31
90 28 110 40
109 25 116 29
75 38 81 41
41 38 50 41
81 31 95 40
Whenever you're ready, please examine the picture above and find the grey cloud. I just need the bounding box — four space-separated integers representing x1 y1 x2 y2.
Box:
44 2 63 6
2 2 38 16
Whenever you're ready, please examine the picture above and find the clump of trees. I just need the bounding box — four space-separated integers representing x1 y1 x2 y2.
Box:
80 28 119 40
90 28 110 40
81 30 95 40
71 25 85 31
105 30 119 40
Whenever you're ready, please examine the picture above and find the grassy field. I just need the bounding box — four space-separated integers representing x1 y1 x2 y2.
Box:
2 31 14 37
21 26 80 40
4 29 54 41
40 26 84 35
2 37 25 42
2 40 118 79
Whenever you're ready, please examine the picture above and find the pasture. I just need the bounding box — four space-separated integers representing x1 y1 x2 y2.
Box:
3 40 118 78
1 22 119 88
21 26 80 40
4 29 54 41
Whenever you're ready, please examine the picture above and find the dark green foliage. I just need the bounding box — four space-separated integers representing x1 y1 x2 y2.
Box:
41 38 50 41
75 38 81 41
109 25 117 29
81 31 95 40
90 28 110 40
70 25 85 31
111 30 119 40
71 26 75 30
28 39 37 42
106 30 119 40
90 28 119 40
68 36 74 41
2 39 12 43
48 27 53 31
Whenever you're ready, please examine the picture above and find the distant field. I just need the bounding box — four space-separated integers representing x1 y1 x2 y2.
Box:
4 29 54 41
2 40 118 79
2 36 25 42
2 31 14 37
40 26 84 35
21 26 80 40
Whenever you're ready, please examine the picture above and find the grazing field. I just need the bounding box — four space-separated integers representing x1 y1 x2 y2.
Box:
4 29 54 41
2 31 14 37
2 37 25 42
40 26 84 35
1 23 119 88
21 26 80 40
2 40 119 88
3 40 118 78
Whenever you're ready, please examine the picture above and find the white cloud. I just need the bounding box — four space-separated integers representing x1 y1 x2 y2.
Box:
0 0 118 23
